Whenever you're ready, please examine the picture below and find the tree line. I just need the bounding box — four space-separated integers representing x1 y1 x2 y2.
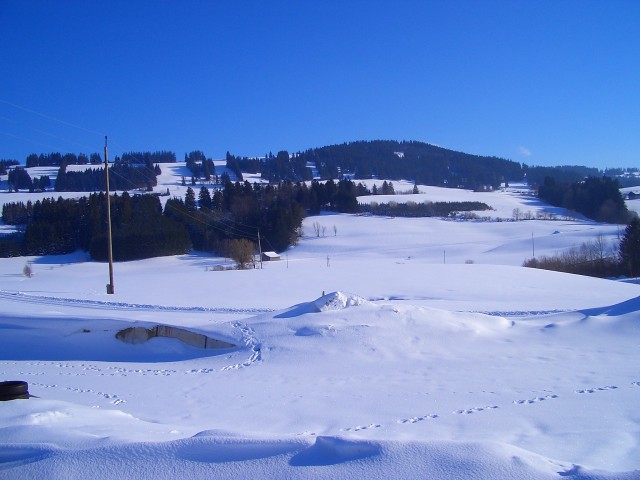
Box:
9 143 640 192
523 165 601 188
7 167 51 192
184 151 217 181
360 200 491 218
0 159 20 175
0 179 363 260
120 151 176 165
55 162 160 192
24 150 174 168
1 177 445 261
1 193 190 260
225 141 520 189
525 219 640 279
26 152 102 167
537 176 632 224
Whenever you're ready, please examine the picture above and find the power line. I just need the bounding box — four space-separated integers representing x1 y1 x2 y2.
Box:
0 129 60 152
102 164 262 241
0 98 105 137
0 96 270 245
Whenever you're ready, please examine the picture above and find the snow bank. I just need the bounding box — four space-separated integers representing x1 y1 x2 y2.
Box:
3 418 636 480
313 291 369 311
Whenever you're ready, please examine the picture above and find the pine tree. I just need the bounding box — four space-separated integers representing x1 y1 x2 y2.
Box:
620 217 640 277
185 187 197 212
198 186 212 210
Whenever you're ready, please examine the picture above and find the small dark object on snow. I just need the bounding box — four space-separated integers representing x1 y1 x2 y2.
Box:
0 380 29 401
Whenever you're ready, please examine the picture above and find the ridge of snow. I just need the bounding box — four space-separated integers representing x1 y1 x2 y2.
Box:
313 291 369 311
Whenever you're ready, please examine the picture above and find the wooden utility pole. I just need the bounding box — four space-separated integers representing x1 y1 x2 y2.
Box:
258 230 263 269
532 232 535 258
104 136 115 294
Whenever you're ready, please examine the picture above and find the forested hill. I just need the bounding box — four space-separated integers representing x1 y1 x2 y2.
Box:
231 140 524 190
305 140 524 188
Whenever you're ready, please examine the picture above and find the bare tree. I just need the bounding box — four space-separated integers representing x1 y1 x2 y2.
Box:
312 221 321 237
512 208 521 221
227 239 255 270
22 263 33 278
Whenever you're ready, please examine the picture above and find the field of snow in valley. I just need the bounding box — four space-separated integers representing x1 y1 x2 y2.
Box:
1 168 639 479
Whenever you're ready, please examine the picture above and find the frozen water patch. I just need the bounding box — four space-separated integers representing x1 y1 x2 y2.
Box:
0 316 238 363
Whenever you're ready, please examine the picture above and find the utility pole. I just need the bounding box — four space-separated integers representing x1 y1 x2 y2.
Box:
532 232 535 258
258 230 263 269
104 136 115 294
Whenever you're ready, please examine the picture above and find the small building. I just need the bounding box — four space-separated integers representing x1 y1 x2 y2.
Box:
474 185 494 192
262 251 280 262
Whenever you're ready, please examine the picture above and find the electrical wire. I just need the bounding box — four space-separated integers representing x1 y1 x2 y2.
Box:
0 98 105 137
0 97 276 245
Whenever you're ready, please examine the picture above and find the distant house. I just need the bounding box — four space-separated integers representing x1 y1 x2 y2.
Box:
261 251 280 262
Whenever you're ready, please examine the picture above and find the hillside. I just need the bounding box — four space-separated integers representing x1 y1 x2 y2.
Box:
229 139 524 188
1 163 640 478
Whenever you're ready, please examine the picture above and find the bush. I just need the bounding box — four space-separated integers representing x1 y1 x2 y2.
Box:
226 239 255 270
23 263 32 278
523 236 621 278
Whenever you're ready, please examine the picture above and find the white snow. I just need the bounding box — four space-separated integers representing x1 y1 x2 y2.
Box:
1 171 640 479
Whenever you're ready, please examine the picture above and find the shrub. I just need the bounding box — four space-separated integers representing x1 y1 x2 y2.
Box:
227 238 255 270
23 263 32 278
523 236 621 278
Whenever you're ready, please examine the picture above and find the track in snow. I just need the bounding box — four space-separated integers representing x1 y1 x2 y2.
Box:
0 290 275 315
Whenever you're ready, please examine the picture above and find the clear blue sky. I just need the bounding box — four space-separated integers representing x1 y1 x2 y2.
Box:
1 1 639 168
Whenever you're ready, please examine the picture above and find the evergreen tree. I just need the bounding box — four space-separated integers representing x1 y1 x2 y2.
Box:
8 167 33 192
198 186 212 210
620 217 640 277
185 187 197 212
0 160 19 175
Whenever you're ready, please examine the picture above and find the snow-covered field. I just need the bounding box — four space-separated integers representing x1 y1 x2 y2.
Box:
1 168 639 479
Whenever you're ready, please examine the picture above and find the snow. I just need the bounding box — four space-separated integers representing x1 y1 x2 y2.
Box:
1 172 640 479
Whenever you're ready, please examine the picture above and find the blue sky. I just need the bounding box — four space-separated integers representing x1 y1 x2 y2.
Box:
1 1 639 168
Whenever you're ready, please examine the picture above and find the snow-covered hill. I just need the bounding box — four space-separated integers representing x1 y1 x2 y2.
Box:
1 169 639 479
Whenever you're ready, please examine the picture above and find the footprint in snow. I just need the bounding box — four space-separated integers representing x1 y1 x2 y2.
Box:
31 382 125 405
185 368 216 374
341 423 382 432
397 414 438 424
513 394 559 405
575 385 618 394
453 406 498 415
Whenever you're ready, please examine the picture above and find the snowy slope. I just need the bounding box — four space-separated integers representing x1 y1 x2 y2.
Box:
1 173 640 479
